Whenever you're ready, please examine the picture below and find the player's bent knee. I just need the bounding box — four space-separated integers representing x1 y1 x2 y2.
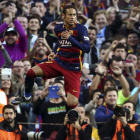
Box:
26 69 36 78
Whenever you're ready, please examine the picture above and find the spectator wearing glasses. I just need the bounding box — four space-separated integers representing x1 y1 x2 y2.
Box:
12 61 25 96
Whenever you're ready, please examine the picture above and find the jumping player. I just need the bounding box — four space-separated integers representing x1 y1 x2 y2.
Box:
11 5 90 109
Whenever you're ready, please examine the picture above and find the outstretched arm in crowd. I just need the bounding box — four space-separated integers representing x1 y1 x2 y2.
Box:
0 42 12 68
112 66 130 98
8 3 27 53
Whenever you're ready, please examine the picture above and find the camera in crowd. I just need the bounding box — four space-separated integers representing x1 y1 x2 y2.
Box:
114 105 130 119
67 109 79 123
27 131 45 140
99 94 105 99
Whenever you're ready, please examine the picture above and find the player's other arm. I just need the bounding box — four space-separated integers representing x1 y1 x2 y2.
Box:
68 25 90 53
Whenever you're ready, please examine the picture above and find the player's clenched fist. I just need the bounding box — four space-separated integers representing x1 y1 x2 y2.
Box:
61 30 71 40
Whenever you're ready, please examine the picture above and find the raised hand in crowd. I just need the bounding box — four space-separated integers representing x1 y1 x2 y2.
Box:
49 0 60 15
8 3 17 18
40 86 49 100
31 7 43 18
0 0 7 11
92 92 100 106
22 3 31 15
111 66 122 76
96 62 107 77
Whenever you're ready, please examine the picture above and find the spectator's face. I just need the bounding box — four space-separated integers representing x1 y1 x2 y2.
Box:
36 42 47 56
114 48 126 60
104 81 114 92
17 17 28 31
123 102 135 120
17 0 27 5
126 54 137 68
92 0 100 6
75 0 83 6
1 79 11 89
84 116 90 124
3 108 16 123
75 107 85 122
88 29 97 45
105 91 118 107
33 90 42 102
95 14 107 30
111 60 124 72
23 61 31 74
29 18 40 32
4 32 17 46
99 49 109 60
127 33 139 47
35 2 46 16
63 8 77 26
109 10 115 21
12 61 24 77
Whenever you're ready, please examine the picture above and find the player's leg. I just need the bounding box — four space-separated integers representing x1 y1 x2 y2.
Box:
11 61 63 105
64 71 81 109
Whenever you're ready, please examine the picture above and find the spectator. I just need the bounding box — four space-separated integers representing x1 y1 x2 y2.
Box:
0 4 27 67
88 0 105 13
0 41 12 68
45 0 61 23
1 79 13 95
84 26 98 64
28 37 52 67
22 59 32 75
12 61 25 96
56 104 92 140
136 53 140 72
127 31 139 54
99 101 139 140
95 87 118 130
93 0 122 50
85 89 103 128
61 0 74 11
0 104 29 140
106 56 134 91
33 80 69 138
74 0 94 25
28 16 41 50
106 6 115 24
17 15 33 55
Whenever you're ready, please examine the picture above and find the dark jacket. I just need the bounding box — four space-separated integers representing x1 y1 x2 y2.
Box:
56 122 92 140
105 12 122 40
0 120 29 140
99 118 140 140
33 97 68 138
95 102 114 130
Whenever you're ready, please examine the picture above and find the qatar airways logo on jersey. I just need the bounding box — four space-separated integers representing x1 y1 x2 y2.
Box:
59 40 72 47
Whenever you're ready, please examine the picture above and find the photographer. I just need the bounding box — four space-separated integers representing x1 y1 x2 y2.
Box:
56 105 92 140
0 104 29 140
99 101 140 140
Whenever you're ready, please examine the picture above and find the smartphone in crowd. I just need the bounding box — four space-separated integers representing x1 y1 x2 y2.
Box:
48 85 60 98
38 31 44 38
1 68 12 80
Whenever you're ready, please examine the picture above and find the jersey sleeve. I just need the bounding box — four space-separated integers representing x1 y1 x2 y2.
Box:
68 25 90 53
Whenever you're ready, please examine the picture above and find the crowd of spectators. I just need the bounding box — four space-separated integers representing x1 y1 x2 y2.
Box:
1 0 140 139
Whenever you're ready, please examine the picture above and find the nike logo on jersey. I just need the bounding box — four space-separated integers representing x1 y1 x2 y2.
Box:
84 36 89 41
59 40 72 47
73 90 77 92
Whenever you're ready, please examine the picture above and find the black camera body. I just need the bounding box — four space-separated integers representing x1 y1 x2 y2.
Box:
99 94 105 99
114 105 130 119
67 109 79 123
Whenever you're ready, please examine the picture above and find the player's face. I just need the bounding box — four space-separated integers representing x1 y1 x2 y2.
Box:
63 8 77 26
